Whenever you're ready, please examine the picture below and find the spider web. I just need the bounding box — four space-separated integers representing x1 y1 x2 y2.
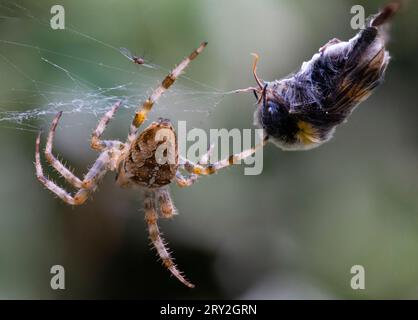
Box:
0 1 233 134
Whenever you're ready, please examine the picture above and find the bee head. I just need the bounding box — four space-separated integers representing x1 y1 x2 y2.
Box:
255 83 308 150
255 85 328 150
260 91 297 137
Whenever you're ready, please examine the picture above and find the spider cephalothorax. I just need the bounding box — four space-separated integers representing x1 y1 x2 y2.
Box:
35 42 265 288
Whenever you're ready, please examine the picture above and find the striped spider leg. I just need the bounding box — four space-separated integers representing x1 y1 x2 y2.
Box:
143 189 194 288
180 136 269 177
174 144 215 187
35 101 124 205
127 41 208 143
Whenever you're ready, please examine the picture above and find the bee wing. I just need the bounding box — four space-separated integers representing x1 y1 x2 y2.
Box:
283 81 319 110
323 0 400 116
325 47 387 116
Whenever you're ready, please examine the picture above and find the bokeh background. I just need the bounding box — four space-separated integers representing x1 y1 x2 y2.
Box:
0 0 417 299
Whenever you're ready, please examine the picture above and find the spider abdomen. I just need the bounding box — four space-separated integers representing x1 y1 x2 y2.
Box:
127 145 177 188
117 119 178 189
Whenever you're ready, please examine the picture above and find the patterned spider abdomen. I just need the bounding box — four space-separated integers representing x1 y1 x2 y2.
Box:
117 118 178 189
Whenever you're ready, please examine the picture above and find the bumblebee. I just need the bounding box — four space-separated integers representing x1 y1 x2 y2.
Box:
243 1 400 150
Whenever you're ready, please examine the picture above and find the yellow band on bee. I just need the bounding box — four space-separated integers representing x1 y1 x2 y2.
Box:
296 121 322 145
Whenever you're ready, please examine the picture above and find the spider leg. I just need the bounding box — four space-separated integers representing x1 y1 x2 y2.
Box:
175 143 213 187
175 171 197 188
36 132 112 205
183 136 269 176
144 190 194 288
36 132 85 205
156 187 177 218
44 112 83 188
127 42 207 142
81 151 112 190
319 38 342 53
91 101 123 151
198 143 214 165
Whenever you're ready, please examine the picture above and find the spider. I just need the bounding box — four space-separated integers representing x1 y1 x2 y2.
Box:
35 42 266 288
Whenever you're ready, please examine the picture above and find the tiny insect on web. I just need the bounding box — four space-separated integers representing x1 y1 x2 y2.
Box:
119 47 146 65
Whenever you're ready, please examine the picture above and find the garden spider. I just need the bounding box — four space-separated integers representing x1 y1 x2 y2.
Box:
35 42 267 288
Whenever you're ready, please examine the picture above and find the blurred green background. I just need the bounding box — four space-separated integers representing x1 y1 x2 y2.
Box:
0 0 417 299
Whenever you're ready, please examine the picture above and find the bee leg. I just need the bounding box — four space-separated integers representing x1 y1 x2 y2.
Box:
256 84 268 105
253 90 259 101
319 38 342 53
234 53 265 97
251 53 264 90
